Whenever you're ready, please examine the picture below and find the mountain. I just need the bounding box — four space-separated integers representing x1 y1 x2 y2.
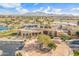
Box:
22 12 53 16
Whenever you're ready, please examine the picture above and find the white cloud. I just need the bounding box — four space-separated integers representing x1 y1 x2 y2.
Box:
40 6 62 14
0 10 17 15
18 8 29 14
0 3 63 15
43 6 51 13
33 6 52 13
33 3 39 6
0 3 21 8
71 8 79 11
0 3 30 15
52 9 62 14
33 7 44 12
16 7 29 14
33 6 62 14
54 9 62 12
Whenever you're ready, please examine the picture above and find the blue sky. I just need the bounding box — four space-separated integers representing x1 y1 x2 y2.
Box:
0 3 79 15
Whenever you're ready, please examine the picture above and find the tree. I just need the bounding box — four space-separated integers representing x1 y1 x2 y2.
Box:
59 25 62 29
4 19 10 25
60 34 71 41
37 34 57 52
76 31 79 37
74 51 79 56
77 21 79 25
37 34 51 47
49 32 54 39
16 52 22 56
68 30 71 36
54 31 57 37
48 43 57 50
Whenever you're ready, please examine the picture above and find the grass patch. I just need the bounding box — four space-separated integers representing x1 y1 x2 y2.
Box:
74 51 79 56
0 30 17 37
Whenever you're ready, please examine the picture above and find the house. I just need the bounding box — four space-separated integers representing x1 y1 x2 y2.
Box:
17 24 54 38
54 30 65 37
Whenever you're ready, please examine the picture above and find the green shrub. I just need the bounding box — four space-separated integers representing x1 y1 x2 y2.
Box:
76 31 79 37
10 33 17 36
49 34 54 39
37 34 57 51
77 21 79 25
37 34 52 46
60 34 71 41
74 51 79 56
48 43 57 50
16 52 22 56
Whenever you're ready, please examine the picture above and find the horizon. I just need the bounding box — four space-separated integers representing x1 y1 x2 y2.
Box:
0 3 79 15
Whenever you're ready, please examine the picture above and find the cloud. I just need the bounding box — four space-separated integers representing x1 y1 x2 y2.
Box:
16 6 29 14
33 6 62 14
0 3 63 15
43 6 52 13
0 3 21 8
33 3 39 6
0 3 75 15
38 6 62 14
16 8 29 14
33 7 44 12
52 9 62 14
33 6 52 13
71 8 79 11
0 3 29 15
0 10 17 15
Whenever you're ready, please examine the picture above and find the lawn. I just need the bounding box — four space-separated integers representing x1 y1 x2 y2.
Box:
0 18 12 22
60 19 78 23
64 26 79 30
0 29 17 37
74 51 79 56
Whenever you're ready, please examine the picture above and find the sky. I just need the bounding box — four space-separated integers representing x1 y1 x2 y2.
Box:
0 3 79 15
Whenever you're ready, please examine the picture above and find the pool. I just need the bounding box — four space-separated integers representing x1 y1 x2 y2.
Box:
0 26 12 31
67 40 79 51
71 41 79 45
0 26 9 31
